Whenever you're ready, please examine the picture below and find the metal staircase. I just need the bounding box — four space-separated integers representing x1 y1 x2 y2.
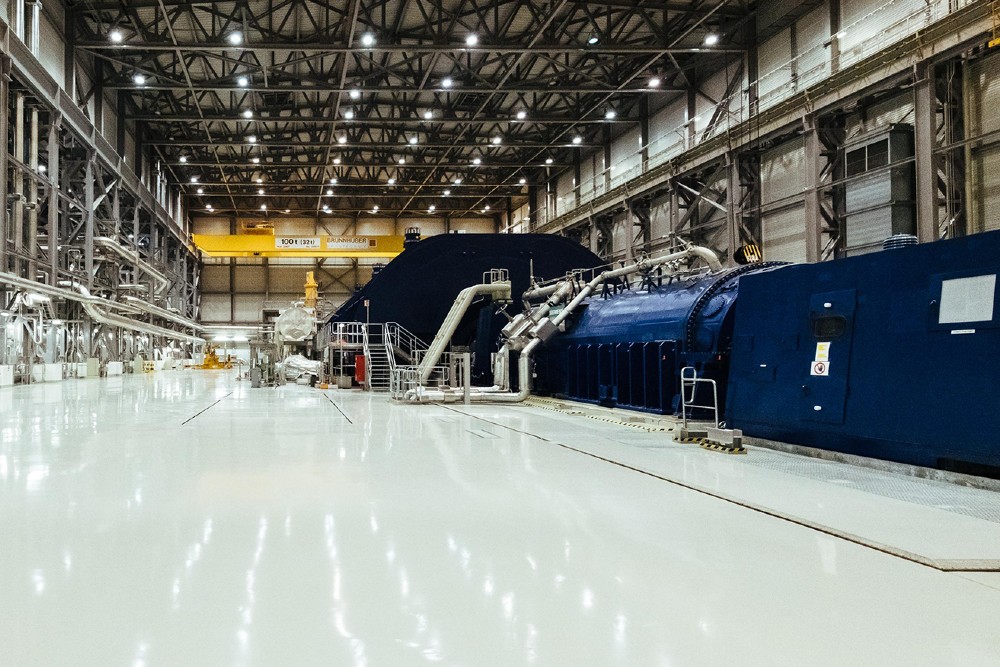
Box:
362 324 392 392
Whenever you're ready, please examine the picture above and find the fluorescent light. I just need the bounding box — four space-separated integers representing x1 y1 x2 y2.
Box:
704 33 719 46
109 29 124 43
227 32 243 45
465 34 478 47
349 88 361 100
242 109 253 119
587 35 599 45
441 77 453 88
237 76 249 87
647 77 661 88
360 33 375 47
132 73 146 85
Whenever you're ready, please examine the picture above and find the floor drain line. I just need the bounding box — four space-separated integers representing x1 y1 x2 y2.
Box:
322 393 354 424
181 391 234 425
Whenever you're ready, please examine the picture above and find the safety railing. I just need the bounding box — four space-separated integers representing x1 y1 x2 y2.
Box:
390 364 451 400
680 366 720 429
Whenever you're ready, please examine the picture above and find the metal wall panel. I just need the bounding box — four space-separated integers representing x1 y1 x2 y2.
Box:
648 97 688 167
758 28 792 109
762 205 807 262
610 127 642 187
761 138 805 206
199 294 231 322
968 51 1000 233
200 265 230 292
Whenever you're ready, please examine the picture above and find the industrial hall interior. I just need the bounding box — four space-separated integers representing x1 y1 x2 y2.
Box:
2 0 1000 664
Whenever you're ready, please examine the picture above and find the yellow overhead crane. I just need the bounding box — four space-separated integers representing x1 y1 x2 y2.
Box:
192 234 405 259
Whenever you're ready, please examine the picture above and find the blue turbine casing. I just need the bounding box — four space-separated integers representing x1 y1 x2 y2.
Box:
726 230 1000 475
536 265 782 414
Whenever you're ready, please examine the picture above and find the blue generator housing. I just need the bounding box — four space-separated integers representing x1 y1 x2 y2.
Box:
536 264 783 414
726 231 1000 476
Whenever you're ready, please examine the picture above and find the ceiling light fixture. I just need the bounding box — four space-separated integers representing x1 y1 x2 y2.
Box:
398 158 406 165
360 32 375 47
441 77 453 88
387 178 396 185
587 34 599 45
484 205 490 211
465 34 479 47
257 188 265 195
453 178 462 185
326 189 334 195
248 135 257 143
409 136 418 145
372 205 379 212
423 110 433 120
491 136 502 145
443 189 451 196
196 187 204 194
190 176 198 183
704 33 720 47
572 136 582 145
256 177 263 183
604 109 617 120
333 158 341 165
515 110 527 120
472 158 481 165
179 156 187 163
260 204 267 211
242 109 253 119
647 77 661 88
518 178 526 185
227 31 243 46
251 157 260 164
338 135 348 144
428 205 436 212
109 29 124 43
349 88 361 100
237 76 249 87
344 110 354 120
330 178 338 184
132 73 146 85
545 158 553 164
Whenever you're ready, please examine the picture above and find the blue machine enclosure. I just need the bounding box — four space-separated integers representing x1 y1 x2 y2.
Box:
537 265 782 414
726 231 1000 475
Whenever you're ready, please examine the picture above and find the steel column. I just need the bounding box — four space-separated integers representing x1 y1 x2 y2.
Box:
914 61 938 244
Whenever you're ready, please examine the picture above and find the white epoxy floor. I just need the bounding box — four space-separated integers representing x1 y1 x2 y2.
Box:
1 372 1000 666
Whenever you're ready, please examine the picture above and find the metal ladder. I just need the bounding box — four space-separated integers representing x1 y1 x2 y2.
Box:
680 366 720 428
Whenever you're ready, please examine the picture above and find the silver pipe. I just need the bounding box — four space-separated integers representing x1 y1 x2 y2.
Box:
93 237 171 294
121 295 205 331
59 282 203 345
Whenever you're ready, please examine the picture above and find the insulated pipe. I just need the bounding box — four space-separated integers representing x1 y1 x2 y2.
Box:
121 295 205 332
58 282 204 344
93 237 171 294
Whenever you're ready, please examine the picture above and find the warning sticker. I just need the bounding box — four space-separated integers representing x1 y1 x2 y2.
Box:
810 361 830 376
814 342 830 362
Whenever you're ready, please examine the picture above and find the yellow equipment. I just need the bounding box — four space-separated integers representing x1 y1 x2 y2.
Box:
197 345 233 370
304 271 319 310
